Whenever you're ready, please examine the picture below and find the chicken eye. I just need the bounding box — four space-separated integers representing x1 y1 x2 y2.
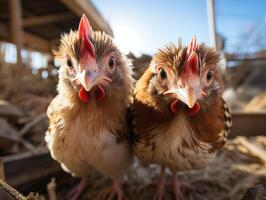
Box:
158 68 167 81
67 58 73 68
108 56 116 70
206 71 212 82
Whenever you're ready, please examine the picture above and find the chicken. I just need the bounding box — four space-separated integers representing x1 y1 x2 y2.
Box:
45 15 133 200
131 36 232 200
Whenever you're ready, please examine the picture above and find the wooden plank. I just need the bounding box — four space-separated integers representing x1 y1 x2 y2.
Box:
230 112 266 138
2 147 72 194
23 13 74 27
60 0 113 36
23 32 51 53
0 179 25 200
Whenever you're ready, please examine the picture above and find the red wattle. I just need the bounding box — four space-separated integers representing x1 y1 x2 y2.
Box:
78 86 90 103
95 85 105 101
187 102 200 116
170 99 179 114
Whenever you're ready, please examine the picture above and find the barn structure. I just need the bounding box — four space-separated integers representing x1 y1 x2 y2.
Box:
0 0 113 66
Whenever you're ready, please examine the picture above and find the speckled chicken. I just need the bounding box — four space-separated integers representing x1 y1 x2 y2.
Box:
45 15 133 200
132 36 232 200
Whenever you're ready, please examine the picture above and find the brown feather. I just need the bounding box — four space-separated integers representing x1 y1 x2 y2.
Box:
51 30 133 139
46 27 134 179
132 39 231 172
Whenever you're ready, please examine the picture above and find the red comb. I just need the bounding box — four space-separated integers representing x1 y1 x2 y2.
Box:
78 14 96 59
187 35 197 55
182 36 198 75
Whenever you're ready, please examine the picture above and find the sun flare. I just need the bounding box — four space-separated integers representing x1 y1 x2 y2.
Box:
113 24 141 56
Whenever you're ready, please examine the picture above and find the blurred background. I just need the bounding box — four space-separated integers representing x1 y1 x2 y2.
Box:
0 0 265 200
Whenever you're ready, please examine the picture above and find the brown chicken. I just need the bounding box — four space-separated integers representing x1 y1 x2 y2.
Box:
45 15 133 200
132 36 232 200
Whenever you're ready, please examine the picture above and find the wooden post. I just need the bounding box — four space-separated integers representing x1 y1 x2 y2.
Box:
0 160 5 180
207 0 217 49
9 0 23 67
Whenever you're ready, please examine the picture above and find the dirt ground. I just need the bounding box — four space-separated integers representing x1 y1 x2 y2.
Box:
55 136 266 200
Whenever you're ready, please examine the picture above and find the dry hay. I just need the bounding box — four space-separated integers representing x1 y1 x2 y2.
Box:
244 92 266 112
79 136 266 200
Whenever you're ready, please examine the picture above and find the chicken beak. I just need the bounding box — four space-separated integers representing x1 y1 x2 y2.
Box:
78 70 112 92
164 87 197 108
79 70 98 92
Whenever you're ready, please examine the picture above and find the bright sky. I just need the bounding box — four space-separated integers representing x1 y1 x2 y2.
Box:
92 0 266 55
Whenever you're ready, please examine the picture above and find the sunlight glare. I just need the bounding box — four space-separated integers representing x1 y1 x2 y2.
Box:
113 23 141 56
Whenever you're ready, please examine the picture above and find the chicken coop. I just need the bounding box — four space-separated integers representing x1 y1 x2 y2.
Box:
0 0 266 200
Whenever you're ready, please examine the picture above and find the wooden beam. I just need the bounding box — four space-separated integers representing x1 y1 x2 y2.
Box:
9 0 23 66
230 112 266 138
0 160 5 180
2 147 72 194
23 13 74 27
23 32 51 53
0 22 50 53
227 57 266 62
60 0 113 36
